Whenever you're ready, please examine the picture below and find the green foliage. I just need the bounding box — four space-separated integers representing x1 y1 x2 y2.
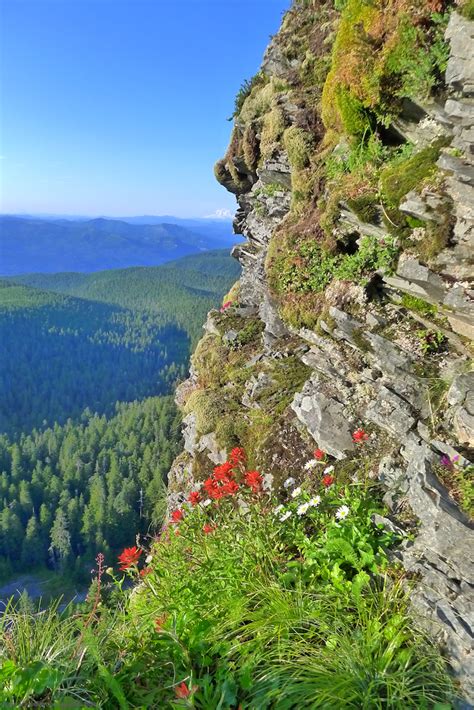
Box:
232 72 267 118
380 141 445 208
401 293 438 318
322 2 451 135
416 328 447 355
384 13 450 101
271 234 399 296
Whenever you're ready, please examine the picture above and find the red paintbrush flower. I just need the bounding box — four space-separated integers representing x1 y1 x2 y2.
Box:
222 479 239 496
244 470 263 493
171 509 184 523
188 491 201 506
322 474 334 488
203 523 216 534
140 567 152 577
213 461 234 480
314 448 325 460
352 428 369 443
118 546 141 570
230 447 246 466
174 682 191 698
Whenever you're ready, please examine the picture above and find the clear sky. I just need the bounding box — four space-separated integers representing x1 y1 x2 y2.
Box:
0 0 289 218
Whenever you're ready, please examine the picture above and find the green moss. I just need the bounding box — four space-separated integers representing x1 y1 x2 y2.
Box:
321 2 451 135
352 328 373 353
284 126 314 170
260 106 286 162
347 193 379 223
261 182 290 197
459 0 474 20
242 123 260 171
336 86 372 137
400 294 437 318
380 140 446 208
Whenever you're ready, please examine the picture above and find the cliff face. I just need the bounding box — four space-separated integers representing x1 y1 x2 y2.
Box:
169 1 474 700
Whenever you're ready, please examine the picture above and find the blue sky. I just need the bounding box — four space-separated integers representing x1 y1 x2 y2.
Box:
0 0 289 218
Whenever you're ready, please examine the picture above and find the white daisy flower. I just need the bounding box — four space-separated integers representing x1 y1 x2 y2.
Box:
304 459 318 471
335 505 350 520
291 487 302 498
297 502 310 516
283 477 295 488
309 496 321 507
280 511 292 522
202 499 212 507
145 554 153 564
274 504 284 515
324 465 335 474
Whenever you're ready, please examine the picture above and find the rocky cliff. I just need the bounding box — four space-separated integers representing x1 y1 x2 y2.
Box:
169 1 474 702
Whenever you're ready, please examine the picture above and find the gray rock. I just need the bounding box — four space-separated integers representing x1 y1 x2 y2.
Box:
223 329 239 343
291 376 355 459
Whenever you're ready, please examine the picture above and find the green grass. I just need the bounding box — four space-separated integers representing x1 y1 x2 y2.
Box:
0 448 455 708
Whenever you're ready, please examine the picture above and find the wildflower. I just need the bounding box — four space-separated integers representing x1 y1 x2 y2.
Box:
203 523 216 534
213 461 234 480
202 498 212 507
280 511 292 522
309 495 321 507
154 614 168 632
140 567 152 577
274 504 284 515
188 491 201 506
304 459 318 471
297 502 310 516
291 487 302 498
145 554 153 564
314 448 325 460
323 465 334 474
174 682 191 699
230 447 246 465
222 479 240 496
322 474 334 488
352 428 368 443
440 454 459 469
171 509 184 523
118 546 141 570
220 300 232 313
283 477 295 488
244 470 263 493
335 505 350 520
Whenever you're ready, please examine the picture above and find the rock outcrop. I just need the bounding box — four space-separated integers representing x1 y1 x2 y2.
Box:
169 3 474 702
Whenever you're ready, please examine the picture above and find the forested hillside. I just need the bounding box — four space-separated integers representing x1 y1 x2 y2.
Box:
1 251 240 435
8 250 240 346
0 396 181 581
0 282 187 436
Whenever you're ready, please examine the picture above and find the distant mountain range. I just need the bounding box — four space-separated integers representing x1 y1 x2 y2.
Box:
0 214 238 275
